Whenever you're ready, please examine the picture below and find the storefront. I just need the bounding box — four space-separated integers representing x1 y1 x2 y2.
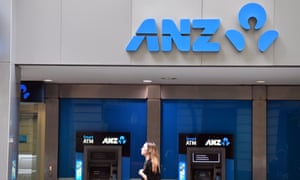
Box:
16 84 300 180
1 0 300 180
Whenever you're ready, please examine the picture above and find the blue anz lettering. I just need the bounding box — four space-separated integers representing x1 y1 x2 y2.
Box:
126 19 159 52
192 19 220 52
126 3 279 53
126 18 220 53
162 19 190 52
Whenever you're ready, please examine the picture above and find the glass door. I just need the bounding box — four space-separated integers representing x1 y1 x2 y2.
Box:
18 103 45 180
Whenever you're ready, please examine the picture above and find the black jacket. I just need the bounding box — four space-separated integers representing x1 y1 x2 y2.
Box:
142 159 160 180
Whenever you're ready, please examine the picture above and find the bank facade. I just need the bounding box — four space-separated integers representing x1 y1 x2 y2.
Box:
1 0 300 180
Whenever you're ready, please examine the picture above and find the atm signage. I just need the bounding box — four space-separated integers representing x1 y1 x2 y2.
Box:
205 137 230 147
82 135 94 144
186 137 197 146
126 3 278 53
102 135 127 145
76 132 131 156
179 133 234 158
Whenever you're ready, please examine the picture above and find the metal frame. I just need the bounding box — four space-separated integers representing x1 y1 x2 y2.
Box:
187 147 226 180
83 145 122 180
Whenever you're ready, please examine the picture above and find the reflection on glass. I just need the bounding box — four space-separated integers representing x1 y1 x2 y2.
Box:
18 103 45 180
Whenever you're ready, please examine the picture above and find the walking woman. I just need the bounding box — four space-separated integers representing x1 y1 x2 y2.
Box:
139 142 161 180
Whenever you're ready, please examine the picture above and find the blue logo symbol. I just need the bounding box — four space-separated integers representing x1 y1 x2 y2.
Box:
226 3 279 52
118 136 127 144
126 3 278 53
20 84 30 100
221 137 230 146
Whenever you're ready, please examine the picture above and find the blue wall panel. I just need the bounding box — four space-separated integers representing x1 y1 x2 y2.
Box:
58 99 147 178
267 100 300 180
161 100 252 180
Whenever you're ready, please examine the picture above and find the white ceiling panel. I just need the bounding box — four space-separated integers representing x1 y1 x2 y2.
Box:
20 65 300 85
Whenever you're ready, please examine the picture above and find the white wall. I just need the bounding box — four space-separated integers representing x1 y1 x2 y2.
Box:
0 0 20 179
274 0 300 65
0 63 19 180
0 0 11 62
14 0 300 66
0 63 11 180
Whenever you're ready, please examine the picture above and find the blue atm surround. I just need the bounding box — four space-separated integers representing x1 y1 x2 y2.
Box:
161 100 252 180
58 99 147 179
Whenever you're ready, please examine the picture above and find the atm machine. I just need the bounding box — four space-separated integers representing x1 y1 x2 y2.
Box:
84 145 121 180
179 134 233 180
187 147 225 180
76 132 130 180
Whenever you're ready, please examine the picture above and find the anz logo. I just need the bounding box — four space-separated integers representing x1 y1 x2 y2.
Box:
205 137 231 147
102 136 127 145
126 3 278 53
20 84 30 100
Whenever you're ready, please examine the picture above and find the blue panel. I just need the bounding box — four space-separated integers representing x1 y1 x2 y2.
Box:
122 157 130 180
226 159 234 180
75 153 83 180
178 154 187 180
161 100 252 179
58 99 147 178
267 101 300 180
19 135 27 143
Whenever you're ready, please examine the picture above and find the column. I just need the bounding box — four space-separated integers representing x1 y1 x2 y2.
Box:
252 86 267 180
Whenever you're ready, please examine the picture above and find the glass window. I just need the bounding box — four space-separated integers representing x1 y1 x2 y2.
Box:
58 99 147 179
18 103 45 180
267 100 300 180
161 100 252 180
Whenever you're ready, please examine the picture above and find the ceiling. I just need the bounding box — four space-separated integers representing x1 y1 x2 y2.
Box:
20 65 300 85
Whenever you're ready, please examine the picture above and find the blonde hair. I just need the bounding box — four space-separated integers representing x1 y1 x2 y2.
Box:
145 142 160 174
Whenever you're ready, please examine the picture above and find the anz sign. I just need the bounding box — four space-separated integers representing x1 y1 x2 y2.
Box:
179 134 234 158
205 137 231 147
102 135 127 145
126 3 278 53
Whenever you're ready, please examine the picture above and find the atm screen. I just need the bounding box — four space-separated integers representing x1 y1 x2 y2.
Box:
88 166 110 179
193 169 213 180
192 152 220 163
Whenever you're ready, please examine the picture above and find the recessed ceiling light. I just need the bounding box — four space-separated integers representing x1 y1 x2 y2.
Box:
256 80 265 84
143 80 152 83
44 79 53 82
